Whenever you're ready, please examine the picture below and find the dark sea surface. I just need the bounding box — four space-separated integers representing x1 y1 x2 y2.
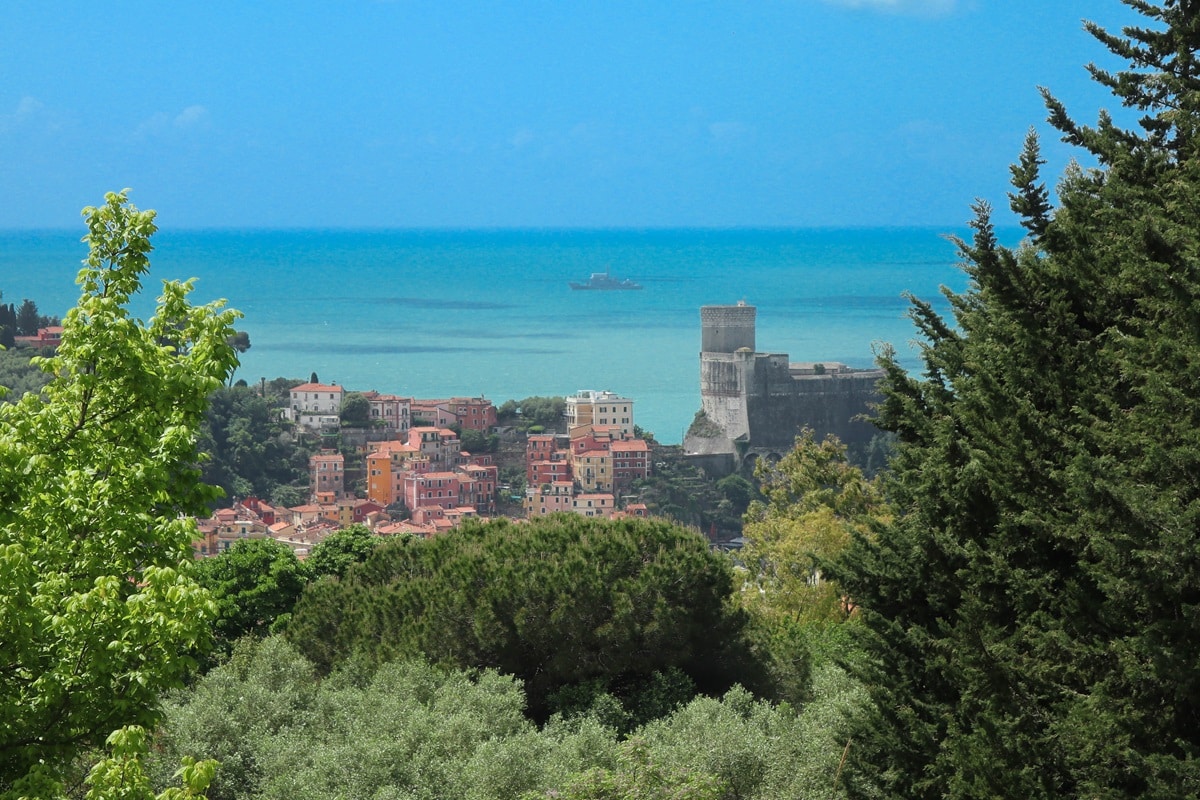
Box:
2 227 1000 443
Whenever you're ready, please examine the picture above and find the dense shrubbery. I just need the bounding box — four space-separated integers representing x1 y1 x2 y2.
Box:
198 382 315 507
286 515 760 720
150 636 864 800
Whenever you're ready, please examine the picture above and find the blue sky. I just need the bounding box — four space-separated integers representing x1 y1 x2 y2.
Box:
2 1 1142 229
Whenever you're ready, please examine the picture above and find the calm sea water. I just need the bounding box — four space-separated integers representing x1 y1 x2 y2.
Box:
2 227 993 444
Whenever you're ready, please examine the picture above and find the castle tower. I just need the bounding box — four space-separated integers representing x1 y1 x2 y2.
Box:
689 302 758 452
700 301 756 354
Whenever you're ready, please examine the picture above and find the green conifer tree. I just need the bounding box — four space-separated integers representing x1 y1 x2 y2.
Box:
832 3 1200 797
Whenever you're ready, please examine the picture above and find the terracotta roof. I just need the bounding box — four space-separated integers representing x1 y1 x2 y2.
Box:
291 382 343 393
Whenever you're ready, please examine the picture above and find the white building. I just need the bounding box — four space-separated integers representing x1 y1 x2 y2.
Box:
288 382 344 430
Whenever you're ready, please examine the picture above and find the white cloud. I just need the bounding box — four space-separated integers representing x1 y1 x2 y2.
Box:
0 96 44 132
820 0 957 15
174 105 209 128
509 128 535 149
15 96 42 118
131 105 210 140
708 121 748 143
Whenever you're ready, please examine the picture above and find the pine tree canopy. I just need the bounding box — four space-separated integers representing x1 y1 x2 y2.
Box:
831 2 1200 797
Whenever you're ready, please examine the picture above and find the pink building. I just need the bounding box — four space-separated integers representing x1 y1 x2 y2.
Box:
573 493 615 517
448 397 497 431
524 481 576 517
403 471 463 512
362 391 412 433
526 433 571 486
611 439 651 492
309 451 345 500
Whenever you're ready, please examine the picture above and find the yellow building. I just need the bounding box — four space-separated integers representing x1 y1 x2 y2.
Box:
564 390 635 435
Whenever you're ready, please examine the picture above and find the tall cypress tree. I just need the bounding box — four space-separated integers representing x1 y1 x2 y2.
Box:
832 3 1200 797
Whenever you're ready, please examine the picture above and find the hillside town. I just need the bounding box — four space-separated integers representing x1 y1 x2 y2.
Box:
193 384 651 558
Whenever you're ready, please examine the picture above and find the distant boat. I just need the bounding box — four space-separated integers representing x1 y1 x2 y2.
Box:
569 270 644 291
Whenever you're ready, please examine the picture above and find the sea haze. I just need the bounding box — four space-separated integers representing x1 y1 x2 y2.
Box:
1 227 995 444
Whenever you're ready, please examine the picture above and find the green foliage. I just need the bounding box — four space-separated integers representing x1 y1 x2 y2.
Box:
0 190 239 796
304 523 380 580
460 426 499 453
832 5 1200 797
151 636 621 800
526 738 726 800
198 384 314 506
83 726 216 800
547 667 697 735
0 348 52 401
15 298 40 337
734 431 885 706
537 668 866 800
338 391 370 427
192 539 310 654
633 449 743 538
503 395 566 431
714 473 753 515
155 635 865 800
286 515 757 720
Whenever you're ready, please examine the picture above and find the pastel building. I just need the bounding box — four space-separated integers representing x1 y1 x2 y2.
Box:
526 433 572 487
448 397 497 432
363 391 412 434
524 481 577 517
288 382 344 430
573 493 615 517
574 449 613 493
611 439 651 492
309 451 345 501
565 390 635 436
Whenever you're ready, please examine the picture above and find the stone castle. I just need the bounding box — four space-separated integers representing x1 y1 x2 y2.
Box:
683 302 884 473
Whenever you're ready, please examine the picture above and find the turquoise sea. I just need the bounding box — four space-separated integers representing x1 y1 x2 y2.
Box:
1 227 994 444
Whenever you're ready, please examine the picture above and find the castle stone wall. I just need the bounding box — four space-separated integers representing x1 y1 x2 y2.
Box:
688 302 883 473
701 303 756 354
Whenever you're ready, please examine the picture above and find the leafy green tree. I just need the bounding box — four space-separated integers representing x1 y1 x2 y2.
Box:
715 473 753 515
525 738 725 800
0 349 52 402
339 390 369 427
0 299 15 349
460 426 499 453
193 538 310 653
736 431 885 706
154 635 864 800
151 636 621 800
198 383 314 506
0 190 239 796
304 523 380 580
742 430 883 627
286 515 757 720
515 395 566 430
15 298 40 337
832 5 1200 797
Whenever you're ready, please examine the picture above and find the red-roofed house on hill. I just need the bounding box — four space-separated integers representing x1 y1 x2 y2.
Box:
403 471 463 513
287 382 344 430
13 326 64 351
449 397 497 431
611 439 651 492
526 433 572 487
362 391 411 434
